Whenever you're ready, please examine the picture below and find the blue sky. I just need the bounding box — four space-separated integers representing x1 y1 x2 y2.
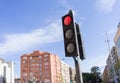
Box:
0 0 120 77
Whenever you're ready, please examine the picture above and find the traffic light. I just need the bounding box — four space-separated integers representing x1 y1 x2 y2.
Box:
75 23 85 60
62 10 78 57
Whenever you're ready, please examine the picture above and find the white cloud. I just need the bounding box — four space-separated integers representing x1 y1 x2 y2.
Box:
0 21 63 55
95 0 116 13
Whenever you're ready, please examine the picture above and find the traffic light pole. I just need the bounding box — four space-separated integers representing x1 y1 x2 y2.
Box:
73 56 83 83
72 9 83 83
62 10 84 83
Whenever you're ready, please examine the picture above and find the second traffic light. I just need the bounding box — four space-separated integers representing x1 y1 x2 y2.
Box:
75 23 85 60
62 10 78 57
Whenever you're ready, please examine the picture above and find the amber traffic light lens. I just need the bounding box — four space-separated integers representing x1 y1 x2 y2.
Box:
65 29 73 39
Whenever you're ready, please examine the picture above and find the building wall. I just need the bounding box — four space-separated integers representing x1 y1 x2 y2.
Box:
50 54 62 83
0 58 14 83
69 67 76 83
114 24 120 59
106 56 113 81
61 61 70 83
106 46 119 82
114 25 120 81
0 77 3 83
21 51 62 83
103 65 109 82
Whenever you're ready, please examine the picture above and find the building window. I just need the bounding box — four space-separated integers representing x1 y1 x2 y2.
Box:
30 57 32 59
23 73 27 77
45 79 50 83
30 72 33 76
4 66 6 78
44 62 49 65
40 64 42 67
40 68 42 72
40 72 42 75
45 74 50 78
39 56 42 59
40 76 42 79
44 66 49 70
45 71 49 74
44 58 49 62
36 64 39 66
32 60 36 62
22 61 27 63
23 57 27 59
39 60 42 63
44 55 48 57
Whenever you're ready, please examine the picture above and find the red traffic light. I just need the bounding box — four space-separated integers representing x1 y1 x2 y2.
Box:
64 16 72 26
62 10 78 57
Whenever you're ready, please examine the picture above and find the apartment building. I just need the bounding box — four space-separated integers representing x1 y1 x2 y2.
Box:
106 46 119 82
114 23 120 81
114 23 120 60
0 57 14 83
69 67 76 83
61 61 70 83
103 65 109 82
21 50 62 83
106 55 113 82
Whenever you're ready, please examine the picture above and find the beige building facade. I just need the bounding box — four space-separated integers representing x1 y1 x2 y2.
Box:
61 61 70 83
106 46 119 82
69 67 76 83
114 23 120 60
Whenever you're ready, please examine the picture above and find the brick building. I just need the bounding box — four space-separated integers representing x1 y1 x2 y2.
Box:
21 51 62 83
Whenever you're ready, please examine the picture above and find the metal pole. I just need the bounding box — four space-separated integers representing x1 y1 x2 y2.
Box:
72 9 83 83
106 32 118 83
73 56 83 83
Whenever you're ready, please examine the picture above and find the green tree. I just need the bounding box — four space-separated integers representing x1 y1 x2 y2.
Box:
91 66 101 76
91 66 102 83
82 73 96 83
27 80 32 83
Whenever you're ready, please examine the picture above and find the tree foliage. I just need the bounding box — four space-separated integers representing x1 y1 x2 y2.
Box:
82 73 96 83
91 66 101 77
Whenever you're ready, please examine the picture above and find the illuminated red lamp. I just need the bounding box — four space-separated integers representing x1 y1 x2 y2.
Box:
64 16 72 26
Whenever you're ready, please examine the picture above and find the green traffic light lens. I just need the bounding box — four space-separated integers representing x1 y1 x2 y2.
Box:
66 43 75 54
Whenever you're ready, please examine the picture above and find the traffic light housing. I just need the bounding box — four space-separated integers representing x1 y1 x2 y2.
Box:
62 10 78 57
75 23 85 60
